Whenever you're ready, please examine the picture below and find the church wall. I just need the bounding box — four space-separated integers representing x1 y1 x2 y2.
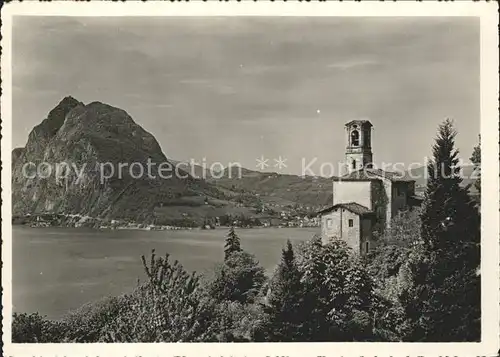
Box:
370 180 389 233
407 181 416 197
360 217 374 255
320 208 361 254
342 210 361 254
333 181 372 209
391 182 412 217
392 181 415 213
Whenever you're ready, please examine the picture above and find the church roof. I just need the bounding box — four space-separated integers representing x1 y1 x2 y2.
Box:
335 168 415 182
318 202 373 216
345 120 373 128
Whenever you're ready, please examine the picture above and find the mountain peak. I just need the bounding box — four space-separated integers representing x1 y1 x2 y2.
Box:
40 95 83 137
12 97 197 221
58 95 81 106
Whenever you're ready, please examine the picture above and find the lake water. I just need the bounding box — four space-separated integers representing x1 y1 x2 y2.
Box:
12 226 319 319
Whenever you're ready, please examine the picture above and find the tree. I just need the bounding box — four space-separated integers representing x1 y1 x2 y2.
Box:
208 250 266 305
402 119 481 341
322 241 375 341
294 236 375 341
211 300 264 342
224 226 241 261
470 135 481 193
366 209 422 341
12 312 67 343
101 250 219 342
257 240 306 341
208 227 266 313
294 235 331 340
367 208 421 283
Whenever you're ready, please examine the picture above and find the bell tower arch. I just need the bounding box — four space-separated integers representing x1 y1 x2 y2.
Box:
345 120 373 172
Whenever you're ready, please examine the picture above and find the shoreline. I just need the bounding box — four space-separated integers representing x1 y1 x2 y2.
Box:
12 213 320 231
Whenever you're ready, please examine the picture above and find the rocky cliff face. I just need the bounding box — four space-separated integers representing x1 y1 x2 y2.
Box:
11 96 217 221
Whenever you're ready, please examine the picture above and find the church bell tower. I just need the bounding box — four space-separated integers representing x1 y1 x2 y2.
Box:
345 120 373 172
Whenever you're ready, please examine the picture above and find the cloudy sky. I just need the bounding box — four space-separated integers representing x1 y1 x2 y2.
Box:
12 16 479 175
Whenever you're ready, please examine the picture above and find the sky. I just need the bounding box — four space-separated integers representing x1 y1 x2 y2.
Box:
12 16 479 176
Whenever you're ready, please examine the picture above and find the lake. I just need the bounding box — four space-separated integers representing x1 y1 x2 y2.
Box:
12 225 319 319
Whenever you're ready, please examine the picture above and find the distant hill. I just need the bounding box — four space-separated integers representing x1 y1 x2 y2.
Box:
207 166 333 208
159 160 334 209
406 164 479 196
171 161 481 211
169 159 216 180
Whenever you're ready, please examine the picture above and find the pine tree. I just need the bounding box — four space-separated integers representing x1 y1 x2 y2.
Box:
259 240 305 341
224 226 242 261
403 119 480 341
470 135 481 193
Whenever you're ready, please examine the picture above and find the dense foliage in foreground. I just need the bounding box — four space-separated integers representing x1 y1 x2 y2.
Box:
13 120 480 342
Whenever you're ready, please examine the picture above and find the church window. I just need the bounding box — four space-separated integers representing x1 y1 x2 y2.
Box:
348 219 354 227
365 241 370 253
351 130 360 146
326 218 333 229
352 160 356 170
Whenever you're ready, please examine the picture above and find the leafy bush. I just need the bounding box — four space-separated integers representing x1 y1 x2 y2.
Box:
211 301 264 342
62 295 128 342
293 236 376 341
365 209 423 341
12 312 66 343
99 250 219 342
366 208 421 287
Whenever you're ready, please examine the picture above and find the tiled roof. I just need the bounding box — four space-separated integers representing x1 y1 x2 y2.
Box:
337 169 380 181
318 202 373 216
336 168 414 182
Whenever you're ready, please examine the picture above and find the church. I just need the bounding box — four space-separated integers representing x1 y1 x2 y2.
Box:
318 120 422 255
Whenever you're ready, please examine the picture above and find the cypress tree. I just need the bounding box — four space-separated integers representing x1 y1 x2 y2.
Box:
260 240 305 341
403 119 480 341
224 226 242 261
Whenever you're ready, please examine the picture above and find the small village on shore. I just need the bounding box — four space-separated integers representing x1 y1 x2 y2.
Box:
12 211 320 231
